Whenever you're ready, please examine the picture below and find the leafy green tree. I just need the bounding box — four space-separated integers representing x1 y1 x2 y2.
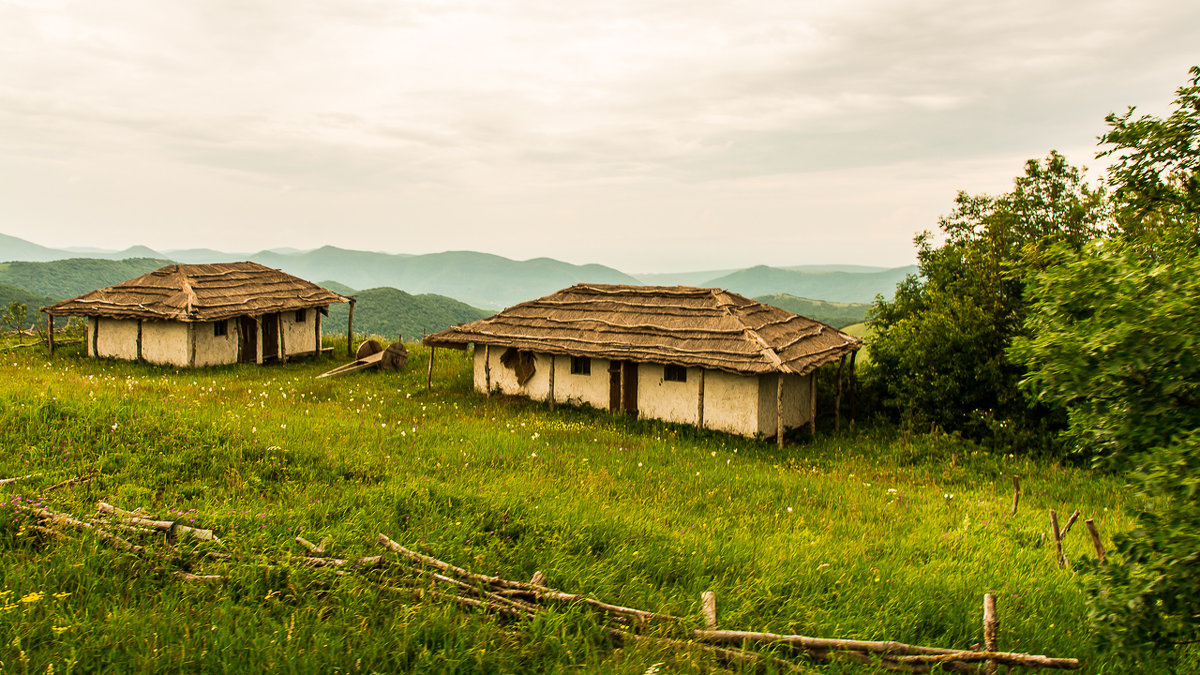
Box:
866 152 1108 444
1099 65 1200 258
1 301 27 333
1012 66 1200 654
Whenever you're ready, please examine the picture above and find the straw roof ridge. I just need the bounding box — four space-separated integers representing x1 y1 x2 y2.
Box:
45 262 351 322
425 282 861 376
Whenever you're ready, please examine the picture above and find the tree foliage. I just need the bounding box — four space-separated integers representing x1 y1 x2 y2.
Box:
1012 66 1200 653
866 151 1108 444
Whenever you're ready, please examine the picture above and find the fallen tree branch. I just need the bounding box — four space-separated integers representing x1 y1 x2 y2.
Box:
41 472 97 494
0 473 41 485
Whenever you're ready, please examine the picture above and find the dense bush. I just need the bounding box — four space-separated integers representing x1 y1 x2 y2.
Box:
864 151 1107 447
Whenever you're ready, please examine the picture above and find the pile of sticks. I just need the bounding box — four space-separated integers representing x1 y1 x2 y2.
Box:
6 493 1080 673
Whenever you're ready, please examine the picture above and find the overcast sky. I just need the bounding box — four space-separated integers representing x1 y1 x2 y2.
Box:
1 1 1197 272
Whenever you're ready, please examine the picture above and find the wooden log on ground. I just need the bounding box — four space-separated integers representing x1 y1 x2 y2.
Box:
97 502 220 542
40 472 97 494
0 472 41 485
20 504 142 553
606 627 805 674
529 571 547 586
174 571 222 583
376 534 682 624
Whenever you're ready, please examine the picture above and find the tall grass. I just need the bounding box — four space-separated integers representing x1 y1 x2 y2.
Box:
0 340 1183 672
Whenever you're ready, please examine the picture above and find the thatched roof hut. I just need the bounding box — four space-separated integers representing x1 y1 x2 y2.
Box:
423 284 861 441
44 262 353 366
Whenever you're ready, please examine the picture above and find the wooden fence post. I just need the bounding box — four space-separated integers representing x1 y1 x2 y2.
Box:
702 591 718 630
426 346 435 392
1086 519 1106 563
1050 510 1066 568
346 299 356 357
1010 475 1020 516
983 593 998 675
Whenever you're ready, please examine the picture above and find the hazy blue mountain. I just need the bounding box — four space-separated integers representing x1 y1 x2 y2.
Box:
633 269 740 286
316 280 358 296
753 293 871 329
247 247 638 309
0 233 71 262
0 258 172 299
0 232 913 308
162 248 248 263
325 287 490 341
705 265 916 304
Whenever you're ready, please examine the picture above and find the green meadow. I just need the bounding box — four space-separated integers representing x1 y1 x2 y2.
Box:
0 339 1169 673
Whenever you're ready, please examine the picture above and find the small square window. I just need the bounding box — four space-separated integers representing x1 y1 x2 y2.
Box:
570 356 591 375
295 309 307 322
664 364 687 382
214 320 228 337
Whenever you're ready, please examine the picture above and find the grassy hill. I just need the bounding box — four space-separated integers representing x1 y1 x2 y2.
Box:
0 341 1163 672
705 265 916 304
753 293 870 329
325 286 490 340
0 258 171 299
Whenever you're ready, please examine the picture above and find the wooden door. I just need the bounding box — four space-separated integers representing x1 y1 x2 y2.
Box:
261 313 279 361
622 361 639 416
237 316 257 363
608 361 622 411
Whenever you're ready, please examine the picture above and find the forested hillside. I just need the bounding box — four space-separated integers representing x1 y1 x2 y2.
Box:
326 286 490 340
0 258 170 299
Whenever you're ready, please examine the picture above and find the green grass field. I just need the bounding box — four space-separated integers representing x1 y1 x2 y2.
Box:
0 339 1181 673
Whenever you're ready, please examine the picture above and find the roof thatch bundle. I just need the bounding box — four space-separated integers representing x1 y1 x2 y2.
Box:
424 284 861 376
45 262 350 322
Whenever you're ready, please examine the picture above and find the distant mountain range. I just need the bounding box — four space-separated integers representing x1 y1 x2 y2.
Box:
0 232 915 311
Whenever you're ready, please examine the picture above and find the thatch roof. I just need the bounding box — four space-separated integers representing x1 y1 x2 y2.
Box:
423 284 861 376
45 262 350 322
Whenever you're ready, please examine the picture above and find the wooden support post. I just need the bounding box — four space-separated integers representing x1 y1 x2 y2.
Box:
188 323 196 367
278 313 287 362
314 310 322 355
983 593 998 675
426 346 435 392
548 355 556 410
1085 519 1106 563
1010 475 1021 517
345 300 355 357
484 345 492 396
835 355 845 431
849 350 858 422
136 320 143 361
46 312 55 356
702 591 718 630
1050 509 1066 568
776 374 785 450
809 370 817 439
697 369 705 429
91 316 99 357
255 316 263 364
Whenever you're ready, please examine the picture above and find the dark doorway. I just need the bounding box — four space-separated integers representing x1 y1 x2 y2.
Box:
261 313 280 362
622 361 639 416
238 316 258 363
